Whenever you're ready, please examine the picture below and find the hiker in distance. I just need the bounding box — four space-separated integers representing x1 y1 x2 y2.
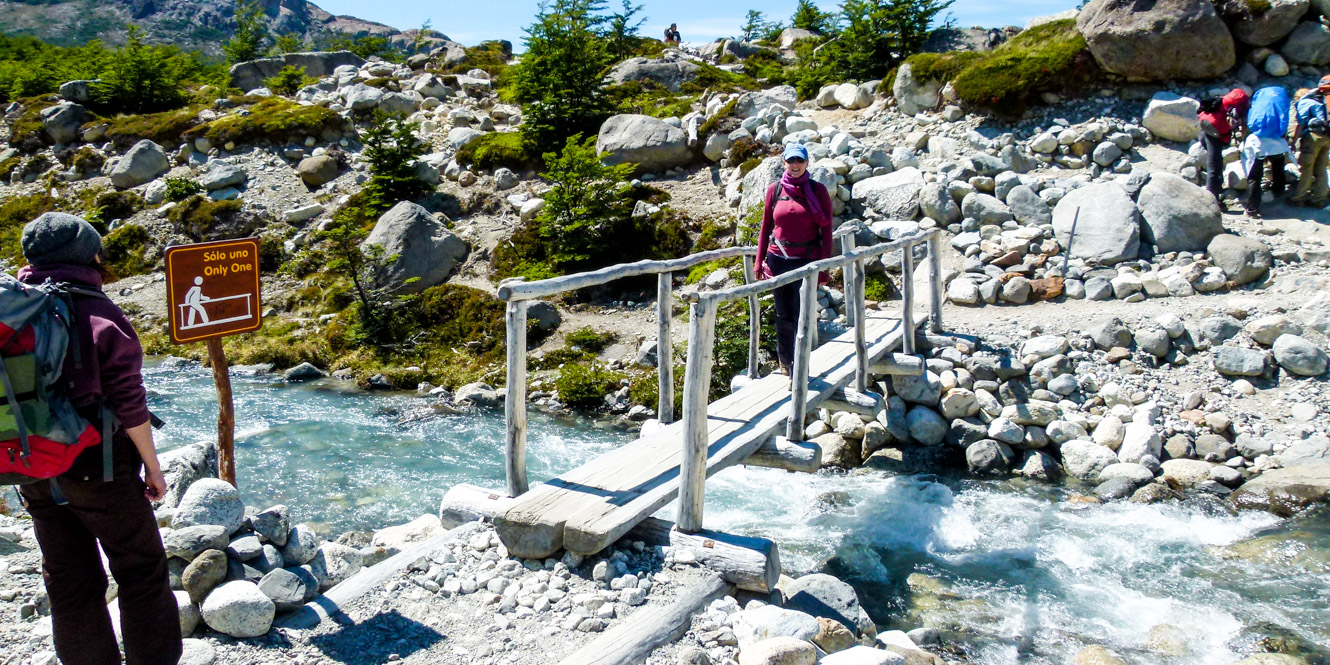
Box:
15 213 182 665
1288 76 1330 208
664 23 681 44
1241 85 1292 218
1197 87 1249 209
755 143 833 383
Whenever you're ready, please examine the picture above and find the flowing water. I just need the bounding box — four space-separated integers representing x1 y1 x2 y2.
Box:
142 362 1328 664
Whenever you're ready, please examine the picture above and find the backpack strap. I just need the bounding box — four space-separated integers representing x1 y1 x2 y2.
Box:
0 358 31 464
765 182 778 213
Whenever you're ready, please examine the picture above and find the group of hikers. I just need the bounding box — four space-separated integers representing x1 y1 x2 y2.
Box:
1199 76 1330 217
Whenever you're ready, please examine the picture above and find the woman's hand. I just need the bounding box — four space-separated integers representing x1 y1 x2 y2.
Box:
143 465 167 501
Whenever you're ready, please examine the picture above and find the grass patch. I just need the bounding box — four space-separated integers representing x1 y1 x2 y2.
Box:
685 256 740 285
100 105 205 149
0 156 20 181
902 51 987 84
454 131 532 171
182 98 351 147
8 96 58 151
0 191 59 264
90 190 142 222
694 220 734 253
681 64 759 95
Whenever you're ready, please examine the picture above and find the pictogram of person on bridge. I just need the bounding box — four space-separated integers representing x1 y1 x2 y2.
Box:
184 276 211 327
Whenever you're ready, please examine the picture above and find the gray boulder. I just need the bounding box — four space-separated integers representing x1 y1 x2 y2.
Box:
59 80 94 104
342 83 385 111
1272 334 1328 376
595 114 692 174
1231 0 1308 46
778 28 819 49
966 440 1015 476
891 371 941 406
199 581 276 638
200 163 248 192
279 524 321 567
284 362 326 382
905 406 948 445
249 505 290 547
164 525 230 561
919 182 961 224
455 382 502 408
960 193 1013 225
297 155 339 188
892 62 941 115
173 479 245 536
1077 0 1235 80
109 140 170 189
230 51 366 93
606 57 700 92
527 301 562 333
156 442 219 510
1142 93 1201 142
257 568 317 612
781 574 874 637
1231 465 1330 516
362 201 468 294
1060 440 1120 481
1137 173 1223 252
1052 182 1139 264
447 127 484 149
1282 21 1330 65
307 543 363 591
851 167 925 219
1006 185 1052 225
733 86 797 118
1213 346 1269 376
1208 234 1272 285
40 102 89 144
1088 317 1133 350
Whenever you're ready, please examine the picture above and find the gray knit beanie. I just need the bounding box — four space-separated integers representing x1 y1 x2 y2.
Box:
21 212 102 266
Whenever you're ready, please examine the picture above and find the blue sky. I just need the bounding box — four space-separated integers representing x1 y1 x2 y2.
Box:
313 0 1079 47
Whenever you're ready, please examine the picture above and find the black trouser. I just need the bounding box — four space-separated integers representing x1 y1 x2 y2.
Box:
1204 134 1226 199
1246 153 1287 212
20 473 183 665
767 254 815 368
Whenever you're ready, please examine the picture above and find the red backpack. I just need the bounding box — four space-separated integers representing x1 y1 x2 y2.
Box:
0 274 105 485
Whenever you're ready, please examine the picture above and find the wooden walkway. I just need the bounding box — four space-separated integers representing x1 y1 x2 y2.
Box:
495 307 906 560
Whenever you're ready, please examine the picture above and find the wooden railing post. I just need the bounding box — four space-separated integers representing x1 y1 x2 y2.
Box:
743 254 760 379
678 297 718 534
928 231 944 333
839 232 868 394
505 299 529 497
901 241 916 355
657 273 674 424
786 273 818 442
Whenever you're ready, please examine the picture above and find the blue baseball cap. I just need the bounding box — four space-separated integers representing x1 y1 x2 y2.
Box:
782 143 809 162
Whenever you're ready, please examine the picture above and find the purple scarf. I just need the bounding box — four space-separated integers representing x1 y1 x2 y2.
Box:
780 171 827 225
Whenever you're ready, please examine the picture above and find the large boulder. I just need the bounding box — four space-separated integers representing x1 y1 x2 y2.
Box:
1231 0 1309 46
1231 465 1330 516
833 83 872 110
40 102 89 144
740 156 836 214
892 62 941 116
229 51 366 93
851 167 925 219
781 573 875 637
307 542 363 591
1281 21 1330 65
109 140 170 189
1207 234 1272 284
1137 173 1223 252
361 201 468 294
734 86 797 117
1052 182 1140 265
297 154 339 188
1142 93 1201 142
1060 440 1119 481
199 581 275 638
173 479 245 536
1272 334 1328 376
1076 0 1235 80
606 57 700 92
595 114 692 174
778 28 819 49
257 568 317 612
731 605 821 647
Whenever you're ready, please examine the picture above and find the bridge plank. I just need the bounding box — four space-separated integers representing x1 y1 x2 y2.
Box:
496 311 905 559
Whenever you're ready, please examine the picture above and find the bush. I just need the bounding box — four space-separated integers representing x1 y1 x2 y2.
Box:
0 35 108 104
358 111 431 208
397 284 509 358
554 361 622 408
455 131 532 171
711 301 775 397
513 0 616 156
605 81 697 119
166 196 247 241
101 105 207 149
182 98 350 147
163 176 204 202
90 190 142 222
565 327 618 353
0 192 60 265
264 65 309 96
814 0 953 81
93 26 193 114
101 223 152 278
863 271 894 301
950 20 1098 115
327 35 399 61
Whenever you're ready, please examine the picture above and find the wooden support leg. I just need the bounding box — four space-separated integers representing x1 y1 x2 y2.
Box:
786 273 817 442
505 300 529 497
900 241 916 356
657 273 674 424
928 232 944 333
678 298 718 534
853 258 868 394
205 338 235 487
743 254 760 379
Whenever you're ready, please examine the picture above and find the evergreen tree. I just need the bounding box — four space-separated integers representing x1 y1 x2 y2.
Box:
819 0 951 79
605 0 646 62
273 32 305 54
223 0 269 64
93 25 188 113
513 0 615 156
741 10 768 42
791 0 835 34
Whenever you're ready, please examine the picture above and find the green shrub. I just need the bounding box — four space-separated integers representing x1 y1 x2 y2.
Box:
728 137 769 165
101 223 152 278
91 190 142 222
711 301 775 397
743 51 789 84
400 284 509 358
163 177 204 202
327 35 399 61
0 156 20 181
455 132 532 171
605 81 696 119
685 63 758 93
67 147 105 176
0 35 109 105
950 19 1098 115
0 192 60 265
694 220 734 253
182 98 350 147
264 65 309 96
697 97 738 141
565 327 617 353
100 105 206 148
863 271 894 301
93 26 192 114
554 361 622 408
166 196 246 241
358 111 431 208
813 0 953 82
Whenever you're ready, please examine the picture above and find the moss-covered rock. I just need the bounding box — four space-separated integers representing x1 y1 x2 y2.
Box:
454 131 531 171
182 98 351 148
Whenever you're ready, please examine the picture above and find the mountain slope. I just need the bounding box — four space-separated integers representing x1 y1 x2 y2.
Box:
0 0 428 57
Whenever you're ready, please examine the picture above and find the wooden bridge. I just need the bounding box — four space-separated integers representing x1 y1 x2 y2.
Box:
482 227 945 588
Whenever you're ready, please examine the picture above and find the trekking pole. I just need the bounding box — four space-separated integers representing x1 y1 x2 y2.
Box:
1062 207 1080 273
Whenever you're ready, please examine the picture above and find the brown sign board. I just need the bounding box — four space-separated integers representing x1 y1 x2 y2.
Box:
165 238 263 344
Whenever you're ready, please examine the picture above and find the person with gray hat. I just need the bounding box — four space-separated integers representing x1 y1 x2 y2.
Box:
754 143 833 381
15 212 182 665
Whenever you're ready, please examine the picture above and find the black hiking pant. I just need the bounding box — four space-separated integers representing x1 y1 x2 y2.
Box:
766 254 816 368
1204 134 1227 199
20 471 183 665
1246 153 1287 213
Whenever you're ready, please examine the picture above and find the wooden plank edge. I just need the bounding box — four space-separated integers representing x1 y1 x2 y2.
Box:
555 574 733 665
742 435 821 473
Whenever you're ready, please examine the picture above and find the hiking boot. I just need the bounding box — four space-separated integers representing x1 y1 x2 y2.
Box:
773 362 790 376
1245 208 1263 219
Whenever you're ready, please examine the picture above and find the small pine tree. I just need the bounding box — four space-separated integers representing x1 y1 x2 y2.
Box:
818 0 952 80
263 65 307 96
92 25 187 114
360 111 431 209
412 19 434 53
740 10 767 41
605 0 646 62
513 0 615 156
791 0 835 34
537 134 634 269
273 32 305 54
224 0 270 64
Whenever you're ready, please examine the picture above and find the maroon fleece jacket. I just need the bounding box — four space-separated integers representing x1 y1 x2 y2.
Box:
755 180 835 276
18 264 149 478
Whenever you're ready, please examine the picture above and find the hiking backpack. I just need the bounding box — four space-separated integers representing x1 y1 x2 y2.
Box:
0 274 104 485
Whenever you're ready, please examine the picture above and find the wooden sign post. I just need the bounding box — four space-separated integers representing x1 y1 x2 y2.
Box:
164 237 263 487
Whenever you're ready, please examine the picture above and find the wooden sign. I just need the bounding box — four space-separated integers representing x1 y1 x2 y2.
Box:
162 237 263 488
165 238 262 344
